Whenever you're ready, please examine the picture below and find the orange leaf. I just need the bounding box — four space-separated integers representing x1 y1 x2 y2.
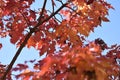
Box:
38 56 52 76
77 25 90 37
27 37 36 48
40 44 49 56
101 17 110 22
95 67 107 80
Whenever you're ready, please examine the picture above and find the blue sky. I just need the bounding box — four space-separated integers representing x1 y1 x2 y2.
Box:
0 0 120 66
88 0 120 45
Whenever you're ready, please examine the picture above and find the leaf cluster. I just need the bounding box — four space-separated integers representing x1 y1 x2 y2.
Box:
0 0 119 80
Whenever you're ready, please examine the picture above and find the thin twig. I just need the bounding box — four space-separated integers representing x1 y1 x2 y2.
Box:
37 0 47 22
56 0 64 5
51 0 55 13
66 6 81 15
54 15 62 23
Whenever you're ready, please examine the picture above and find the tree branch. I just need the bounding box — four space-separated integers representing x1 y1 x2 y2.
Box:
51 0 55 13
1 2 68 80
37 0 47 22
40 3 68 25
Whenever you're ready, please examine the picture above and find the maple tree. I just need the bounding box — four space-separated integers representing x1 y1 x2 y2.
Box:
0 0 120 80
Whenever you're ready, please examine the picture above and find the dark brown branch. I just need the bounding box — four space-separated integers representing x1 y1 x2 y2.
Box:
65 6 81 15
54 16 62 23
51 0 55 13
41 3 68 24
1 2 68 80
37 0 47 22
0 32 33 80
56 0 64 5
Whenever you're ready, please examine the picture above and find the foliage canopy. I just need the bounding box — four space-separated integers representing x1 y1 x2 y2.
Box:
0 0 120 80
